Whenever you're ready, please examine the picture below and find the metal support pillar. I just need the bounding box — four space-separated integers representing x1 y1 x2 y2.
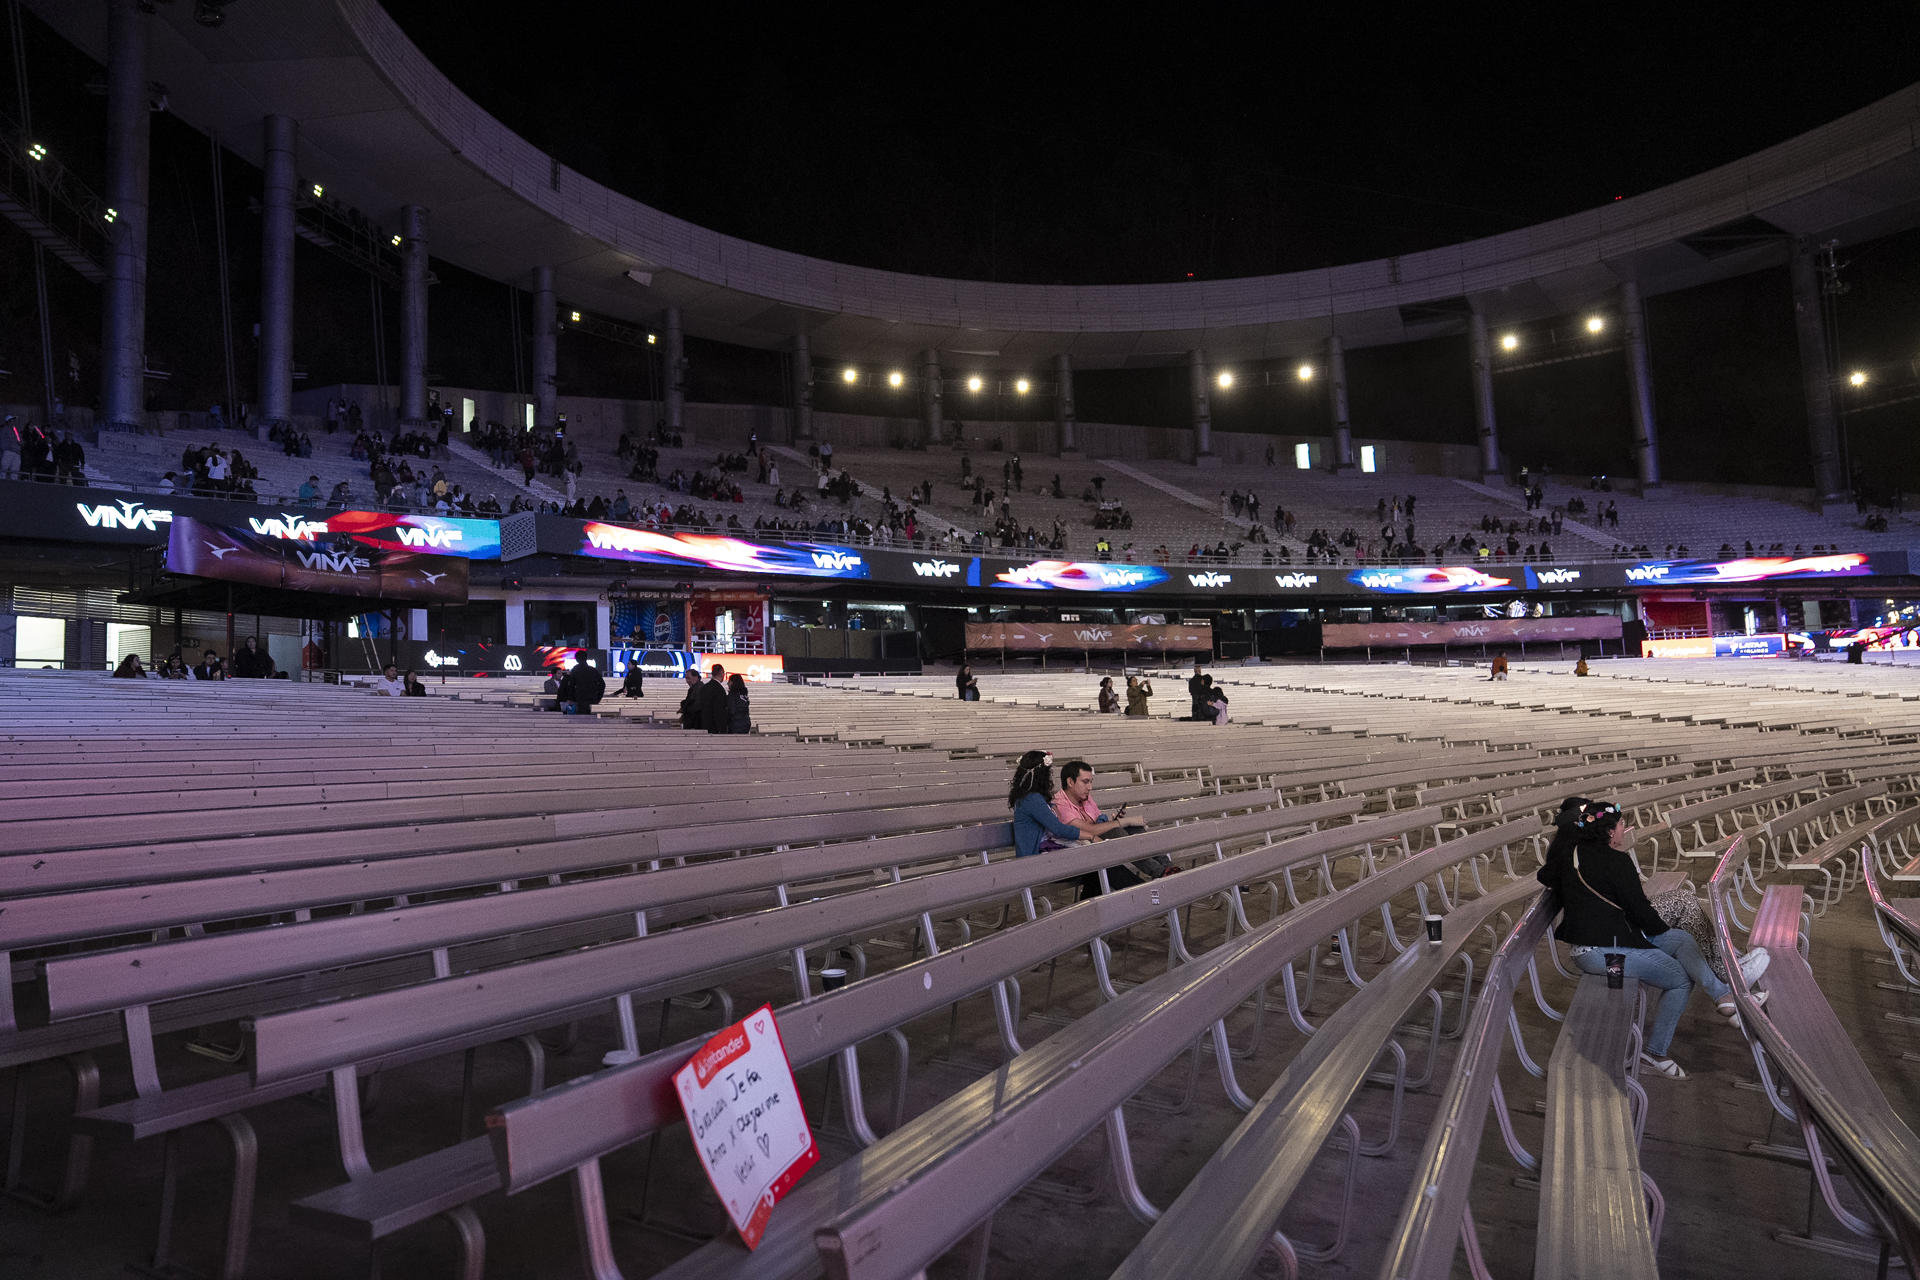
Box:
399 204 428 425
1789 237 1846 504
532 265 556 430
1328 334 1354 471
665 307 685 436
1621 280 1661 490
1189 349 1217 467
791 333 813 442
1055 353 1078 455
920 349 942 448
257 114 296 429
99 0 151 433
1468 310 1501 480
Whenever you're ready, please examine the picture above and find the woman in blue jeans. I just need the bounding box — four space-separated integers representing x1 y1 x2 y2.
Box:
1536 800 1769 1079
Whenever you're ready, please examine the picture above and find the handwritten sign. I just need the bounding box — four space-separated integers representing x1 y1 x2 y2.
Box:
673 1004 818 1249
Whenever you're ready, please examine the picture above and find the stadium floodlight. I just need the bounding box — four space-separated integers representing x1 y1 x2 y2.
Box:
311 183 324 198
1500 332 1519 352
1586 316 1605 334
967 375 983 393
1295 364 1314 382
390 234 402 247
27 142 46 161
888 370 905 388
570 311 582 323
1015 378 1031 395
1850 370 1868 387
842 367 859 384
103 208 117 223
646 333 657 344
1216 372 1233 390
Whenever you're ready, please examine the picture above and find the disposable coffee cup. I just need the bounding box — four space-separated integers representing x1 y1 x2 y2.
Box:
820 967 848 992
1423 914 1443 945
1604 952 1625 989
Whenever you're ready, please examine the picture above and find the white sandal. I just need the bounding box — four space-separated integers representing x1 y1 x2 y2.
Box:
1717 989 1769 1020
1639 1052 1688 1079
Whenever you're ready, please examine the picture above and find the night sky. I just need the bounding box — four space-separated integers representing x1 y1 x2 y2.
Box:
3 4 1919 489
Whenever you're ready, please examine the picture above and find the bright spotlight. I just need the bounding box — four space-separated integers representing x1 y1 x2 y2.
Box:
842 367 859 384
103 207 118 223
1586 316 1605 334
1216 372 1233 390
1295 364 1314 382
967 375 983 393
888 370 905 389
1014 378 1031 395
390 234 402 247
1500 332 1519 352
646 333 657 345
1850 370 1868 387
569 311 582 323
27 142 46 162
311 183 324 198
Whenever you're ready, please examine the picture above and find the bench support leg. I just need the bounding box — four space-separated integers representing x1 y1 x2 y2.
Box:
1289 1112 1362 1263
3 1052 97 1212
1102 1108 1159 1226
572 1159 627 1280
138 1112 257 1280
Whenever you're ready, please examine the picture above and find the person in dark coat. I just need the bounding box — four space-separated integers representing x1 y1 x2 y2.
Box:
230 635 274 679
1187 661 1209 721
726 673 751 734
563 661 605 715
699 664 730 733
678 669 705 729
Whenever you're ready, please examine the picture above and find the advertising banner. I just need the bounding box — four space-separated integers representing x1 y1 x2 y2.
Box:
1639 633 1787 659
610 649 786 682
971 558 1172 592
1613 553 1872 587
396 642 603 676
166 516 468 603
34 484 502 556
1322 616 1623 649
573 522 871 579
965 622 1213 652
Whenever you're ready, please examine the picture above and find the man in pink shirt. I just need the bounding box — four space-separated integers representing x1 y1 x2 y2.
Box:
1053 760 1169 885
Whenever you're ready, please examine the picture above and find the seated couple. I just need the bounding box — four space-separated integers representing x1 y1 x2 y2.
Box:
1008 751 1178 897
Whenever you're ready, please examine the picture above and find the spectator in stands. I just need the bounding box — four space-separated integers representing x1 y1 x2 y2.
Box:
52 431 85 484
298 476 319 504
191 649 225 681
1125 675 1153 716
1053 760 1159 894
617 662 645 699
557 660 606 716
157 471 176 494
1009 751 1093 864
1574 657 1591 677
726 673 752 733
956 662 978 700
699 663 730 732
1188 662 1210 721
111 653 146 678
1488 653 1508 681
1205 679 1230 724
402 669 428 697
1536 801 1767 1079
1097 677 1119 713
230 636 274 679
328 480 352 507
372 663 405 696
0 415 18 480
159 651 188 679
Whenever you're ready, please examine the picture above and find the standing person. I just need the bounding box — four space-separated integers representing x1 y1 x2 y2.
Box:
699 663 730 733
1535 800 1768 1079
1187 661 1209 721
956 662 979 701
1097 676 1120 713
726 673 752 733
230 635 274 679
1125 674 1154 716
678 669 705 729
559 660 605 716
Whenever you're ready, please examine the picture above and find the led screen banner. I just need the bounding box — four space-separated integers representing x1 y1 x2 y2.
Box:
610 649 786 682
1612 553 1873 587
1322 616 1623 649
971 558 1171 592
1640 633 1786 659
395 641 603 676
573 522 872 579
166 516 469 603
966 622 1213 652
1344 565 1516 594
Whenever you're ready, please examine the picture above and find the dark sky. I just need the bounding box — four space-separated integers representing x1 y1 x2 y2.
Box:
386 3 1920 284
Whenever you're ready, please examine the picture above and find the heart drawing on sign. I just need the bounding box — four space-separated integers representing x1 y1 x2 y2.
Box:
758 1133 772 1157
754 1019 767 1035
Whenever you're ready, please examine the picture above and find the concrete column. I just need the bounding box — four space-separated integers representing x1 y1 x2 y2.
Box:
665 307 685 434
790 333 813 441
408 608 428 644
98 0 151 432
594 602 611 650
399 204 428 424
1188 349 1216 466
1327 334 1354 470
532 265 557 429
1789 237 1846 503
1620 280 1661 489
1468 310 1501 479
258 115 297 427
1054 353 1078 454
504 601 526 646
920 349 942 447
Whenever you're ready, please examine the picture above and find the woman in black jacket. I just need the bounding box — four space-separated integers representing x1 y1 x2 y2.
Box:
1536 800 1766 1078
726 674 751 734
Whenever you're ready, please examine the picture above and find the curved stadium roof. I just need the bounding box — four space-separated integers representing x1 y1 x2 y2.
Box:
26 0 1920 368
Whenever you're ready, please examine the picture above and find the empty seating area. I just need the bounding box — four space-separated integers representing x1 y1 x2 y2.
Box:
3 662 1918 1278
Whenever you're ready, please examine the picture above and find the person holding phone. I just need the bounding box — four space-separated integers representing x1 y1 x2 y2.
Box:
1053 759 1171 890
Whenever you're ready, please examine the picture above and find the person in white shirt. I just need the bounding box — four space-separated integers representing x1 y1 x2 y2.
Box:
373 663 406 696
206 451 230 483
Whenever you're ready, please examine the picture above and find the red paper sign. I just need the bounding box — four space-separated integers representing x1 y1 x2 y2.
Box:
673 1004 819 1249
